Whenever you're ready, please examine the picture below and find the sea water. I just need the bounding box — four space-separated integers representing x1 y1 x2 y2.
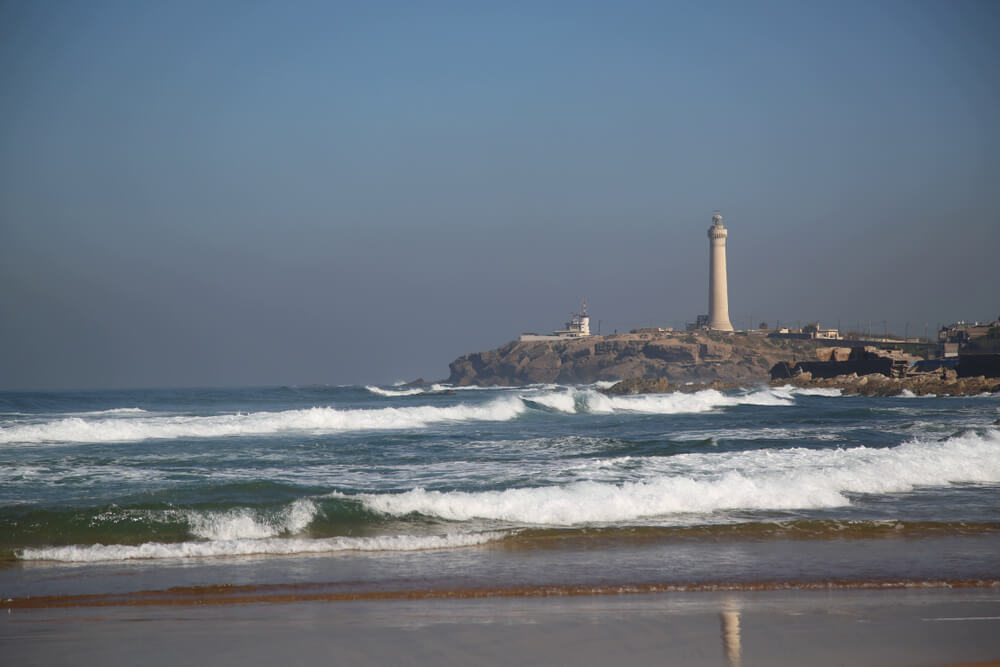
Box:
2 383 999 602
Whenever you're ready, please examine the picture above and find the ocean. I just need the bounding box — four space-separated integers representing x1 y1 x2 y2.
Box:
2 382 999 605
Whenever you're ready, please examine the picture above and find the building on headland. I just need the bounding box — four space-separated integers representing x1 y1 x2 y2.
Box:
707 213 734 332
686 314 710 332
942 318 1000 377
804 322 842 340
768 322 842 341
939 320 999 345
520 302 592 342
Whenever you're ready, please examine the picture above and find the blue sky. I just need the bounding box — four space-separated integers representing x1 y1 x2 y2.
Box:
2 0 998 389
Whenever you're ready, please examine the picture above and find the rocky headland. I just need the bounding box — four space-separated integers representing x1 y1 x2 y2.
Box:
447 332 819 386
446 332 1000 397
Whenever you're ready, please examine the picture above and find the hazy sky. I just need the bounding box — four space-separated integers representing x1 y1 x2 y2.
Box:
2 0 998 390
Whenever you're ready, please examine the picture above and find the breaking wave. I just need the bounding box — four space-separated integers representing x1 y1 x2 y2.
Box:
366 384 510 396
0 386 808 445
520 386 794 415
358 429 1000 525
364 385 426 397
18 531 504 563
772 385 844 397
13 497 506 562
0 397 527 444
0 386 819 444
184 499 318 541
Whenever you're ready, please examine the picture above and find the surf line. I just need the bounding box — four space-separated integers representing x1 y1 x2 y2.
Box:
922 616 1000 622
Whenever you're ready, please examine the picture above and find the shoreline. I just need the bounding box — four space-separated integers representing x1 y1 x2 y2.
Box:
7 578 1000 611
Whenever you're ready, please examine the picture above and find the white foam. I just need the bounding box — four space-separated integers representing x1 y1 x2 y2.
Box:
519 387 794 416
775 385 844 397
365 385 425 397
0 397 527 444
359 429 1000 525
367 383 483 396
18 531 506 563
898 389 938 399
523 390 579 413
186 499 318 541
434 384 516 391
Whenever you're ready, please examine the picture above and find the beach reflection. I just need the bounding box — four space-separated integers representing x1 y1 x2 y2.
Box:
720 599 742 667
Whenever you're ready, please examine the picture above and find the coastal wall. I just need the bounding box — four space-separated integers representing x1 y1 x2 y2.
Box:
772 358 894 380
958 354 1000 379
447 332 818 386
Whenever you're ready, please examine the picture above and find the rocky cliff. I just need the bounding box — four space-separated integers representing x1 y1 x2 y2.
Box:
447 332 819 386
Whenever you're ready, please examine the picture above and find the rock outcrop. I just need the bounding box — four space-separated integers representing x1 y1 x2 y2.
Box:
600 378 742 395
447 332 818 386
771 372 1000 396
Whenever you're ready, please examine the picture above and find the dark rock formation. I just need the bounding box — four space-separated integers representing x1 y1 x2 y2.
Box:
770 346 914 381
600 378 742 395
958 353 1000 379
772 358 894 380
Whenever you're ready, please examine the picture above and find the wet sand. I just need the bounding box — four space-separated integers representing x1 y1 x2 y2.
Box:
4 588 999 667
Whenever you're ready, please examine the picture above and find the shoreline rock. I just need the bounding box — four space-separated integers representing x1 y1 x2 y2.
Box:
599 378 743 395
597 373 999 397
769 373 1000 397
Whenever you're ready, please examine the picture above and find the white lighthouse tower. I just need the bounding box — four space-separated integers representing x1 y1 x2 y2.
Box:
707 213 734 331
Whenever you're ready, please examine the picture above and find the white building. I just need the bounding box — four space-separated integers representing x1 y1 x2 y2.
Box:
520 303 591 342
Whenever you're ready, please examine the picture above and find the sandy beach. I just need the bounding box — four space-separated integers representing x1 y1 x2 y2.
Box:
3 587 999 667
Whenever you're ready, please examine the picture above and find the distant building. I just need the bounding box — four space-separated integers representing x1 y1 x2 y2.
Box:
939 320 998 344
520 302 592 342
687 314 710 331
803 322 841 340
940 318 1000 359
770 323 840 341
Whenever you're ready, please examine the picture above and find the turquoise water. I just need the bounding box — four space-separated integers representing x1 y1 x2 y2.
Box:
2 383 999 599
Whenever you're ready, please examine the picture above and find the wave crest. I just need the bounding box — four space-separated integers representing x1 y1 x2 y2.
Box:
359 429 1000 525
17 531 505 562
0 397 527 444
520 387 794 415
186 498 318 541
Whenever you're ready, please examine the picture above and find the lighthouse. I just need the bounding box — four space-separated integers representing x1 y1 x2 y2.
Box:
707 213 734 331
